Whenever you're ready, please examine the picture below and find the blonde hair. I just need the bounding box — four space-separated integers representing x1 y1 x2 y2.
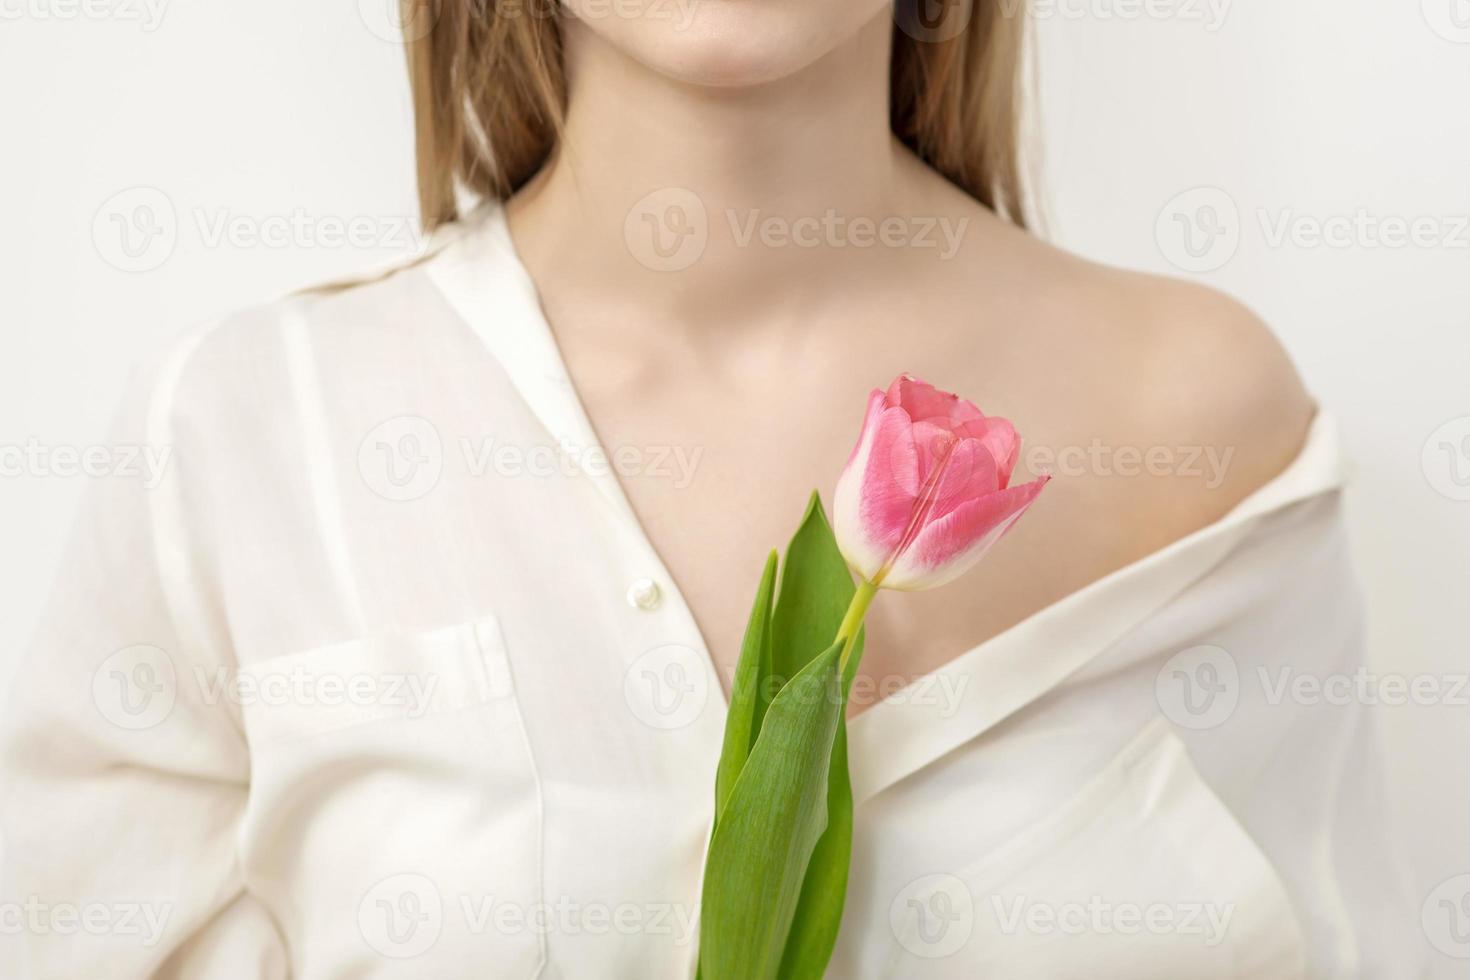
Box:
400 0 1029 230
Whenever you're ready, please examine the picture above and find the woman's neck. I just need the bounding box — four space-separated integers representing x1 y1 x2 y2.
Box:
506 11 925 326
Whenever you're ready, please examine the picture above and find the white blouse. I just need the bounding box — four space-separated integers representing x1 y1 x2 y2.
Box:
0 205 1424 979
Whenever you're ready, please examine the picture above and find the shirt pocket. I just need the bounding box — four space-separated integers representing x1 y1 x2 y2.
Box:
236 618 545 979
882 720 1306 980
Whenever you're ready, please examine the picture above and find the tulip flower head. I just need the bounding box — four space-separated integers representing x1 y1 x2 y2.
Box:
832 375 1049 592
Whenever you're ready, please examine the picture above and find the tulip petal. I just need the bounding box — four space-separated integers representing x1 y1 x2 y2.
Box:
948 397 987 427
886 375 959 424
881 475 1051 591
844 390 886 468
909 419 956 483
956 416 1021 487
833 402 921 580
928 437 1001 522
852 405 917 540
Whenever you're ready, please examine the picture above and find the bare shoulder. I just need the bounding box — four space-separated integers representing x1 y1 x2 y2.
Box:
963 218 1312 484
920 212 1317 568
1070 257 1315 507
855 203 1321 676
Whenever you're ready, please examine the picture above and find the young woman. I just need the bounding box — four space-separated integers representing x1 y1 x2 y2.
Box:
2 1 1421 976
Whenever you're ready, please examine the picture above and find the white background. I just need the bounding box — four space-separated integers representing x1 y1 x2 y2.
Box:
2 0 1467 972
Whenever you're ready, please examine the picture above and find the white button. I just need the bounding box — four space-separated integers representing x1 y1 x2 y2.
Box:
626 578 662 611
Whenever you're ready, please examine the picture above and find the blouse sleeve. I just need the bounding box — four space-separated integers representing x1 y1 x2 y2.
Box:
0 345 288 979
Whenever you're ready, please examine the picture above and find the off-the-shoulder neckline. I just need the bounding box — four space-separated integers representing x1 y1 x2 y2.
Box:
424 200 1350 802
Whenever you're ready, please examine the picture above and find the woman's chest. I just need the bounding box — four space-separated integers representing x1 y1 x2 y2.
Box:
565 380 1146 709
195 340 1307 977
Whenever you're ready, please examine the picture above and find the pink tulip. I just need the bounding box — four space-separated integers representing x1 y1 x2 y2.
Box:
833 375 1050 592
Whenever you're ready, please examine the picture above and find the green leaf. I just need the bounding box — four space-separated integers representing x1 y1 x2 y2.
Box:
772 494 864 979
714 549 779 822
699 641 845 980
771 492 858 684
776 719 852 979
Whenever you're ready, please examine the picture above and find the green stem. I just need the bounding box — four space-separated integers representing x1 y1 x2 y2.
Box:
835 578 879 679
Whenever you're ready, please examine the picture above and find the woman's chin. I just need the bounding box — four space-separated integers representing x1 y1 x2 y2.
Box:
651 36 822 89
564 2 885 90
